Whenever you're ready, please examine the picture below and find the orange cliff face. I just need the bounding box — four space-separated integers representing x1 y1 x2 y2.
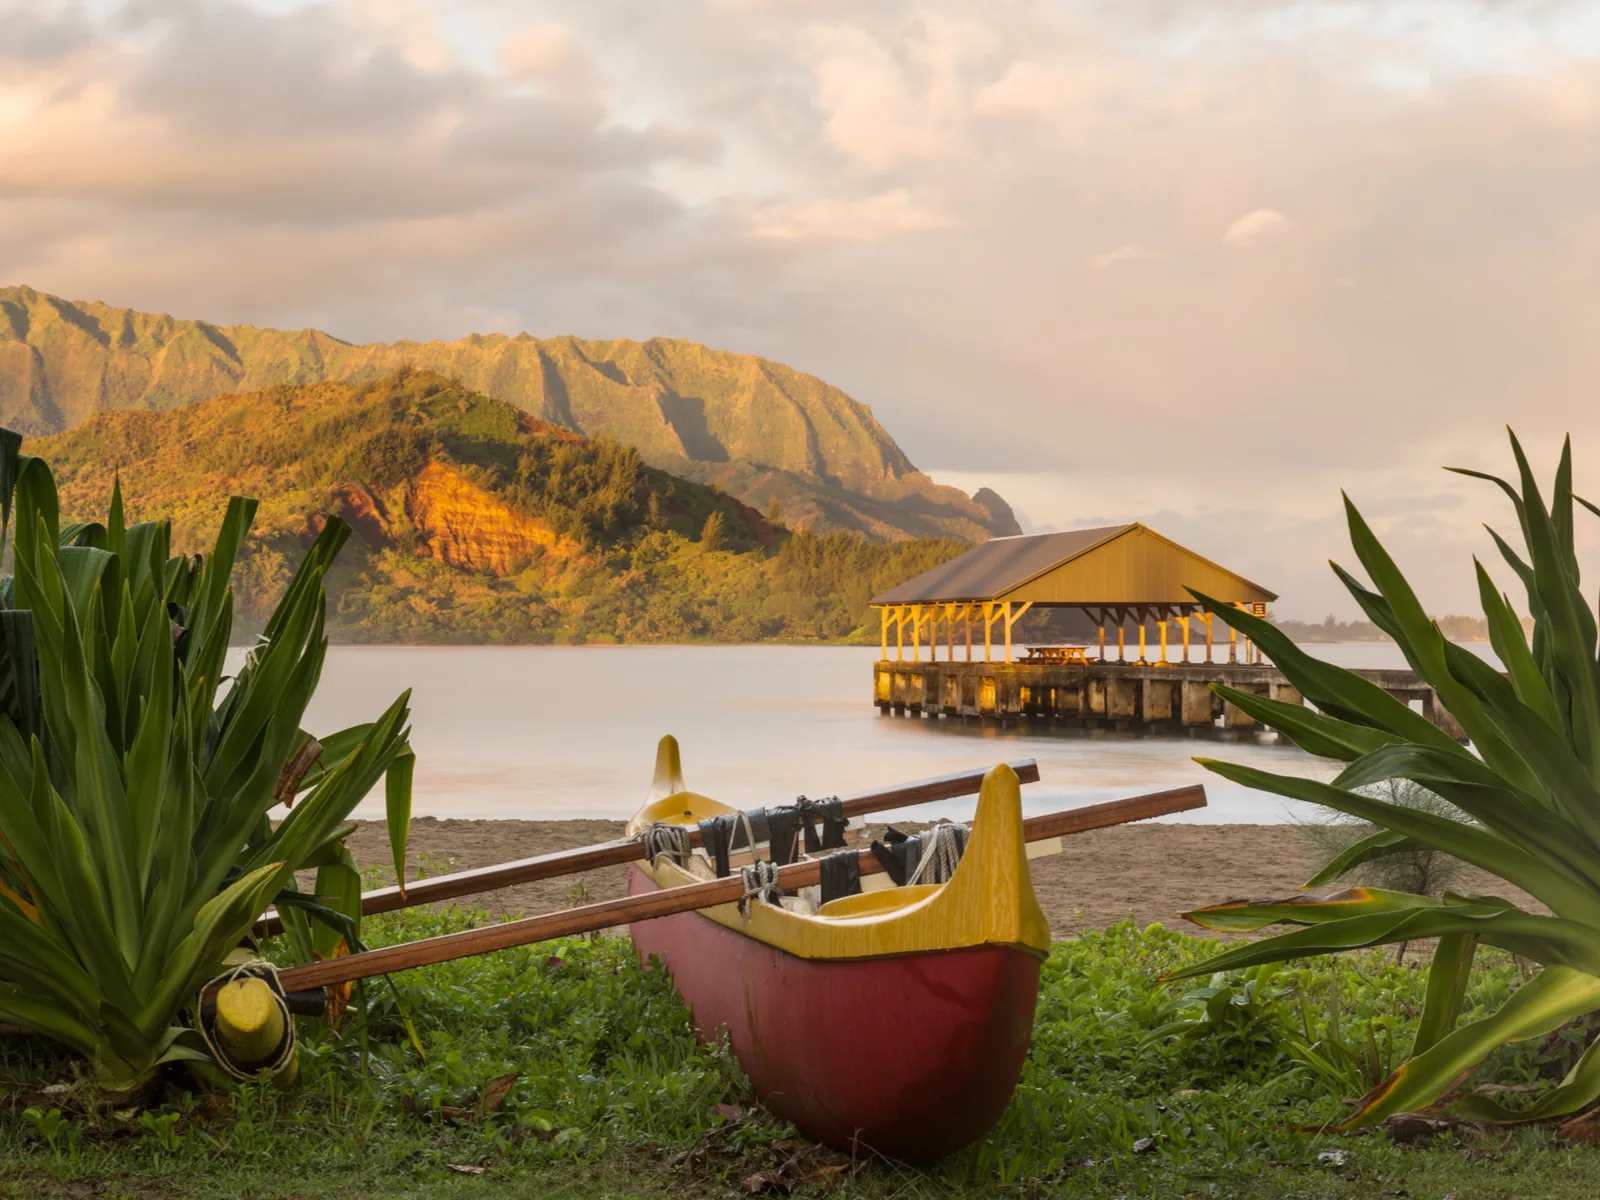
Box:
406 462 586 574
309 463 587 576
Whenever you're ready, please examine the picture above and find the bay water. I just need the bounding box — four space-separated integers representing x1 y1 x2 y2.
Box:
280 643 1494 826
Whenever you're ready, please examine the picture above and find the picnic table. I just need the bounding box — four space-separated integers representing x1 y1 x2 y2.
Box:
1023 645 1091 665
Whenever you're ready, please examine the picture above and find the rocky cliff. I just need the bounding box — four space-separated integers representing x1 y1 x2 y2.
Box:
0 284 1017 543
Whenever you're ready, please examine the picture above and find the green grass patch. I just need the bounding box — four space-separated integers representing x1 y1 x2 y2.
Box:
1 913 1594 1198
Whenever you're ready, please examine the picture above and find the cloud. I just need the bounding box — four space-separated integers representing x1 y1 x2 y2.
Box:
5 1 1600 614
1223 208 1293 247
1087 242 1160 269
746 189 952 242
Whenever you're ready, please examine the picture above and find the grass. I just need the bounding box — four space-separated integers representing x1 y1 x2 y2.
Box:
1 909 1596 1199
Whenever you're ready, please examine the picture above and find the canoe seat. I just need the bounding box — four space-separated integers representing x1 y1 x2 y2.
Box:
816 885 940 920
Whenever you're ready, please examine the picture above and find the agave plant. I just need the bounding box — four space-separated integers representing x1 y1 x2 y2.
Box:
0 430 412 1088
1172 432 1600 1126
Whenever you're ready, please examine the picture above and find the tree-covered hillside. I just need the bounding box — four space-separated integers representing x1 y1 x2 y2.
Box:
35 369 968 644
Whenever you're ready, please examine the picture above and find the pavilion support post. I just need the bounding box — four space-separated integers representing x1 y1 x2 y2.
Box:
912 604 922 662
1229 606 1239 664
1002 601 1033 666
1117 621 1126 662
1177 615 1190 664
965 605 973 662
983 602 993 663
1098 618 1106 662
947 603 956 663
880 607 889 659
895 606 904 661
1158 619 1169 665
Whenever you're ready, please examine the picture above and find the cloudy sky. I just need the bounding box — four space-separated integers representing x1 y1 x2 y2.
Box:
4 0 1600 617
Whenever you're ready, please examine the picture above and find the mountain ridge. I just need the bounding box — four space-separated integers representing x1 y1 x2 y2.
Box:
0 284 1017 543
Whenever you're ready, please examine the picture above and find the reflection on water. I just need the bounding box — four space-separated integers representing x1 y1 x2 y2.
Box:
269 641 1473 826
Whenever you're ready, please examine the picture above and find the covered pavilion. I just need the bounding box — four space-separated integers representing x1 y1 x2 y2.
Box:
870 523 1277 666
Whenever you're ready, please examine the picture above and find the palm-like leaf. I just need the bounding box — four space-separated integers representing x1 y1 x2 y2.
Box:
0 432 414 1087
1174 431 1600 1125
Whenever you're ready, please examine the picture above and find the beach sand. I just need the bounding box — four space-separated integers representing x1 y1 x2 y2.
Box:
342 817 1533 940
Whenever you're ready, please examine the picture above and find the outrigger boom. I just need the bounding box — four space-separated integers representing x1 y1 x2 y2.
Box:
257 758 1045 936
271 783 1203 993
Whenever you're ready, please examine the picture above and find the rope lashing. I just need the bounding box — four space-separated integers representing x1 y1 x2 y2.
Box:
818 849 863 905
196 959 297 1082
739 860 783 916
638 821 692 869
908 822 969 886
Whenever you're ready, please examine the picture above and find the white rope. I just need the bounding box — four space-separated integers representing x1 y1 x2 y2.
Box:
638 821 693 869
739 860 782 916
196 958 297 1081
907 823 968 886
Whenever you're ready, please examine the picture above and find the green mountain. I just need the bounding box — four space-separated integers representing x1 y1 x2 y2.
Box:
34 370 970 644
0 284 1017 542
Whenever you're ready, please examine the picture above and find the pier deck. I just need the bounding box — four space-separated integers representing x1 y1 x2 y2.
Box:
872 658 1466 739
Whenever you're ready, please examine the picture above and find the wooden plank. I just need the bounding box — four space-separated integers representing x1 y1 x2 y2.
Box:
256 759 1044 936
272 783 1205 992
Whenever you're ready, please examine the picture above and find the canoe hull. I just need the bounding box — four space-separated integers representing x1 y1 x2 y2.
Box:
628 864 1040 1162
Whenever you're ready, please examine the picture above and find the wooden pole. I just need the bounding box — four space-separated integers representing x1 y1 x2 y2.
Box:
896 606 904 661
1003 601 1012 663
257 759 1044 934
965 605 972 663
912 604 922 662
947 603 956 663
1158 619 1168 665
880 608 889 659
273 784 1207 993
1178 615 1189 664
1204 613 1213 663
1098 619 1106 662
984 602 992 662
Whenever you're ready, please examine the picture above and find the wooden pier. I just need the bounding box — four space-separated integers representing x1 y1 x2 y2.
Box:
872 658 1467 740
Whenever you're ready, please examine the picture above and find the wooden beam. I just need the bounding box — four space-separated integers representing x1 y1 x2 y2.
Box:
272 783 1207 992
880 607 889 659
256 759 1044 935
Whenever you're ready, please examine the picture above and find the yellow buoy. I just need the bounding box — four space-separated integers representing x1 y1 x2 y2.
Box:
214 976 298 1085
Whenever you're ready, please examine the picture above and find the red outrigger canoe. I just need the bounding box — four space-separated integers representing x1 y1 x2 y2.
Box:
626 738 1050 1162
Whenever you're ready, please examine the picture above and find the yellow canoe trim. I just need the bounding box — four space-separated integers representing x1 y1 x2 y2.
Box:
626 736 1051 962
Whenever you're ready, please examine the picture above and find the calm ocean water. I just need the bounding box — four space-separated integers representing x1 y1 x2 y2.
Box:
269 642 1497 826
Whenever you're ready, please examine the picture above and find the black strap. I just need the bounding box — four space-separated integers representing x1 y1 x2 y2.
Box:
816 797 847 849
869 830 922 887
796 794 821 853
818 850 862 905
697 815 733 878
766 806 799 866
